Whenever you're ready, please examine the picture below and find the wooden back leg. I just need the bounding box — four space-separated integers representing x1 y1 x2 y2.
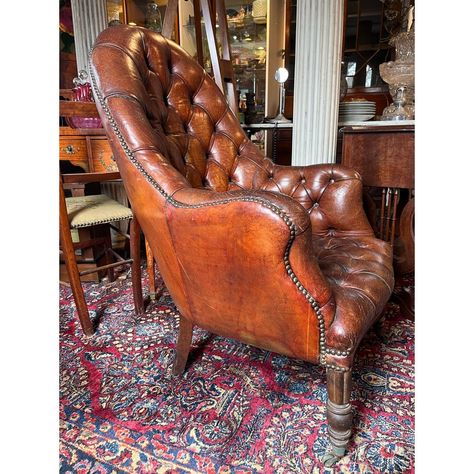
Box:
145 239 157 301
172 315 193 375
130 216 144 315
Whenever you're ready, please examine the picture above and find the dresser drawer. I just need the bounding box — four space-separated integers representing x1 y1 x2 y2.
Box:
59 137 89 171
90 138 118 172
59 137 87 161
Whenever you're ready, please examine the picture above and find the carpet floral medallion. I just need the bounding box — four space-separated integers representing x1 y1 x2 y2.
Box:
59 269 414 474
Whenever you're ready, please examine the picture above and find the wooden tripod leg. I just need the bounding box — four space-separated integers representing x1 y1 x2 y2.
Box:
130 216 144 315
145 238 156 301
172 315 193 375
323 368 353 467
59 181 94 336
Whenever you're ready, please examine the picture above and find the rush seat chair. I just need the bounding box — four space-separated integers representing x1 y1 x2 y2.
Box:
89 25 394 466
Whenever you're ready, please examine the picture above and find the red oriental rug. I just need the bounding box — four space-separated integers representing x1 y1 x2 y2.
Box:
59 268 414 473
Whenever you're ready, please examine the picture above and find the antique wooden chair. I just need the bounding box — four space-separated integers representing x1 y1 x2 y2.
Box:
89 25 394 465
60 173 145 335
59 99 144 335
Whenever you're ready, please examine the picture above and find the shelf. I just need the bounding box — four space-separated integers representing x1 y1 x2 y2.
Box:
347 11 382 19
344 44 390 53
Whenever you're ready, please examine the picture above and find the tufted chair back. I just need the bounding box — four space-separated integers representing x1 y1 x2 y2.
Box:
91 26 372 237
91 26 270 191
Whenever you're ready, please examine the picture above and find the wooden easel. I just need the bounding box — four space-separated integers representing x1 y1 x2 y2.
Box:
162 0 239 116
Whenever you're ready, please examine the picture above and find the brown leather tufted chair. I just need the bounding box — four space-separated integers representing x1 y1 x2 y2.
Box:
90 25 394 466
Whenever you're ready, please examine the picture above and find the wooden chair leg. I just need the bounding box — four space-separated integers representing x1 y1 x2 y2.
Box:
145 238 157 300
323 368 353 467
103 224 116 282
130 216 144 315
60 182 94 336
172 315 193 375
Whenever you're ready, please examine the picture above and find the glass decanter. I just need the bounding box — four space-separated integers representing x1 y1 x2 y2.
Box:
382 86 410 121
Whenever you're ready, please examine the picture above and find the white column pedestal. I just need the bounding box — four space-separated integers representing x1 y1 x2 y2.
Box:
291 0 344 166
71 0 108 73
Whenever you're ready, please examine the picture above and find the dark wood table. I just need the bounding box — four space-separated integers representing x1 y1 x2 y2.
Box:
242 122 293 166
340 121 415 316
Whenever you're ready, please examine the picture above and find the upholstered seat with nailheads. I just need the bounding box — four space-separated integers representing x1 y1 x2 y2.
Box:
66 194 133 228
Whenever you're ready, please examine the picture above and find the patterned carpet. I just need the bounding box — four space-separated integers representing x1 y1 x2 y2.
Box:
59 267 414 474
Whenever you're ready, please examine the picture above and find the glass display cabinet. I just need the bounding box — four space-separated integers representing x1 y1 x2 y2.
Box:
341 0 414 117
106 0 179 41
177 0 286 124
105 0 288 156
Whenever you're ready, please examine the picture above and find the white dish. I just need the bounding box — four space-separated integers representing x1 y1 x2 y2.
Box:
339 109 375 114
340 104 376 107
341 101 376 105
340 105 376 110
339 109 375 113
338 114 375 121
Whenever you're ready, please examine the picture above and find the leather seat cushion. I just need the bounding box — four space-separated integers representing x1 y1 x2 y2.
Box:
312 235 395 351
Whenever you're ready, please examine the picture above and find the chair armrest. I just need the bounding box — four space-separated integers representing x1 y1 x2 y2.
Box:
170 187 311 235
161 187 334 361
259 163 374 236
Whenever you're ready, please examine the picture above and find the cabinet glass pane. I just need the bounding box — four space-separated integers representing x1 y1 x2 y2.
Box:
226 0 267 122
107 1 175 39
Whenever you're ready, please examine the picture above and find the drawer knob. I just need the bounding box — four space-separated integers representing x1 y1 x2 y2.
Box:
62 144 78 154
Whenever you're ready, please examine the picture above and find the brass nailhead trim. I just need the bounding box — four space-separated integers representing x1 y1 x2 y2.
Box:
88 53 351 370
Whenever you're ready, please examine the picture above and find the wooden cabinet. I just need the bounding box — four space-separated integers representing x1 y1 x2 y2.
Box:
340 122 414 276
59 128 118 174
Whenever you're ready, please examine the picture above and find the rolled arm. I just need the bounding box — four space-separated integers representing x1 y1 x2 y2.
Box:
258 163 374 237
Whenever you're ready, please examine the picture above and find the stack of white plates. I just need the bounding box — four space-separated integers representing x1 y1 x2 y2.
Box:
339 100 376 123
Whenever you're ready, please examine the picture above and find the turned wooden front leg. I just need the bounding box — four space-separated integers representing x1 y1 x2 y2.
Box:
325 368 353 464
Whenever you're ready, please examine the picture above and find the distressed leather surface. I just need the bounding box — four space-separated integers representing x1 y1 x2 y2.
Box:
90 25 394 367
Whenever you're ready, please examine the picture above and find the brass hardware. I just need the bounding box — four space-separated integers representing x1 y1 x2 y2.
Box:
62 144 78 154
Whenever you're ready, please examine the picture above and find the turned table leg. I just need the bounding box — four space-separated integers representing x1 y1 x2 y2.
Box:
323 368 353 467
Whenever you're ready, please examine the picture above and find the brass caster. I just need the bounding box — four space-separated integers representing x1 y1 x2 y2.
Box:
322 448 345 468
